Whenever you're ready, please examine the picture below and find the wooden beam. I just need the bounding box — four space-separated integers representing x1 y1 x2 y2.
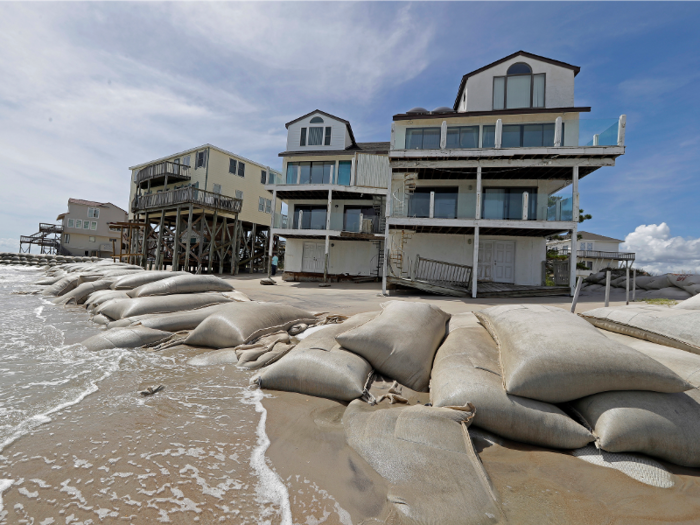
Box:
207 211 218 274
389 145 625 160
172 206 182 271
390 157 617 169
184 204 193 272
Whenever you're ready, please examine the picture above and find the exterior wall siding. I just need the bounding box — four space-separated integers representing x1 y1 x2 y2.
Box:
286 114 351 152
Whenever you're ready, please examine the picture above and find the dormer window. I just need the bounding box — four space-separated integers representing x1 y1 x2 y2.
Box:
300 116 333 147
493 63 545 110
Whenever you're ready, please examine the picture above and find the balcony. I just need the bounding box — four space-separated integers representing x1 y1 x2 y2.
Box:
39 223 63 234
136 161 191 187
132 186 242 216
391 115 626 158
271 209 383 238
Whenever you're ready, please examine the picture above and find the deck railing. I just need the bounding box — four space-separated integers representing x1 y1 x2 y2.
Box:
39 223 63 234
136 161 191 186
132 186 242 215
411 254 472 287
577 250 635 261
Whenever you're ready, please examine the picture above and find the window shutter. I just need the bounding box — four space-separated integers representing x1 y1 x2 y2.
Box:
324 127 332 146
258 197 265 212
300 128 307 146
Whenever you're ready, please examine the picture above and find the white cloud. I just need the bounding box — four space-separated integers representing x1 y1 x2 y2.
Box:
622 223 700 274
0 238 19 253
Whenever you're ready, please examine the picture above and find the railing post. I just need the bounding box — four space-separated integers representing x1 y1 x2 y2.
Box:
522 191 529 221
495 119 502 149
593 134 599 146
471 226 479 298
440 121 447 149
475 166 482 220
617 114 627 147
604 270 611 307
429 191 435 219
554 116 563 147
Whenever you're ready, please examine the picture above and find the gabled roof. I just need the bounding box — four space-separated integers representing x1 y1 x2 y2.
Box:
68 199 127 214
285 110 357 146
453 51 581 110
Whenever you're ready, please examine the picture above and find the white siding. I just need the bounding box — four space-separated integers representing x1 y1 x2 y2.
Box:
283 238 379 276
355 154 390 188
462 57 575 112
286 113 351 152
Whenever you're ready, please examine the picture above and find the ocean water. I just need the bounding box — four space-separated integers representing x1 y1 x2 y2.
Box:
0 266 296 524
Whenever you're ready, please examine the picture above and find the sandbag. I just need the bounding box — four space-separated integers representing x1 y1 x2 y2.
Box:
673 293 700 311
572 389 700 468
581 305 700 354
125 303 233 332
431 313 593 449
41 274 82 296
184 302 316 349
128 274 233 297
335 301 450 392
253 312 377 401
53 280 115 305
92 314 110 326
638 288 692 300
474 304 690 403
610 276 627 288
80 326 171 351
86 290 131 310
35 274 66 286
111 271 185 290
98 293 232 320
343 402 504 524
643 274 672 290
602 330 700 387
585 271 607 284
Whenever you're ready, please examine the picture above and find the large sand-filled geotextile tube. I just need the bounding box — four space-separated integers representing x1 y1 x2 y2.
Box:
128 274 234 297
474 304 691 403
184 302 317 349
336 301 450 392
111 271 186 290
581 305 700 354
98 293 233 320
431 313 594 449
85 290 130 309
81 326 172 351
572 388 700 468
674 293 700 310
253 311 377 401
343 402 504 524
118 303 235 332
53 279 115 305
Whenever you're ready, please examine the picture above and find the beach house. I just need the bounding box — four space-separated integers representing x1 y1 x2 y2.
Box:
127 145 282 272
384 51 626 297
547 231 635 276
57 199 128 257
265 111 390 281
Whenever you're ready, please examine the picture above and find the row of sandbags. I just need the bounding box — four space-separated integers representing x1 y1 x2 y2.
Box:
582 271 700 300
0 252 97 267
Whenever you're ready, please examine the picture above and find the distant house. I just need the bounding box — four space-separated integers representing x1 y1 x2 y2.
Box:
547 231 635 274
57 199 127 257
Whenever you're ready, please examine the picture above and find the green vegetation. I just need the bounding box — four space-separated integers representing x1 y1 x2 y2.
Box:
634 298 678 307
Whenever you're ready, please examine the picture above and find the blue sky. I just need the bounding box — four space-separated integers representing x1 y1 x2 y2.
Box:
1 2 698 272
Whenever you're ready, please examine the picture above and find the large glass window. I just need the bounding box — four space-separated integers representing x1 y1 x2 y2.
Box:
482 187 538 220
408 188 458 218
343 206 377 232
288 162 334 184
337 161 352 186
503 124 556 148
493 63 545 110
483 126 495 148
405 127 441 149
324 127 332 146
446 126 479 149
293 205 327 229
308 127 324 146
286 163 297 184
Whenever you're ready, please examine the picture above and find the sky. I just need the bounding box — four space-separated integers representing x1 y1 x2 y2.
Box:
0 2 699 273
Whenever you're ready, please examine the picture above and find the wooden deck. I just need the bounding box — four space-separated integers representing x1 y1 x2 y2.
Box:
476 282 570 298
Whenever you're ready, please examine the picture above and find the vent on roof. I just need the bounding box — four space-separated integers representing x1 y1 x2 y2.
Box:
432 107 453 113
406 107 429 114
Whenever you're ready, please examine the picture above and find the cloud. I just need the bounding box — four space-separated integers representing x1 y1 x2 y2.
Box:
0 238 19 253
622 223 700 274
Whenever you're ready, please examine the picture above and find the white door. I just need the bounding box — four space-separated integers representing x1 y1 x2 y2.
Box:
493 241 515 283
478 241 494 281
302 242 325 273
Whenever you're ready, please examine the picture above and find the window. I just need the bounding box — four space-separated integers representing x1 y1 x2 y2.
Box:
261 170 267 184
75 219 82 229
483 125 495 148
502 123 556 148
83 221 90 230
213 183 222 194
196 150 206 168
64 234 70 243
238 162 245 177
229 159 237 174
408 188 458 219
258 197 265 212
87 207 100 218
235 190 243 199
308 127 323 146
482 187 538 220
109 226 120 232
309 116 324 124
182 155 191 167
300 127 307 146
493 63 545 110
68 219 75 228
293 205 327 229
286 162 334 184
89 236 96 243
90 221 97 230
337 161 352 186
324 127 332 146
343 206 377 232
265 199 272 214
446 126 479 149
405 127 441 149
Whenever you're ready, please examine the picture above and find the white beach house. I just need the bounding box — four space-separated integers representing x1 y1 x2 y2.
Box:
384 51 627 297
547 231 635 276
265 110 390 281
